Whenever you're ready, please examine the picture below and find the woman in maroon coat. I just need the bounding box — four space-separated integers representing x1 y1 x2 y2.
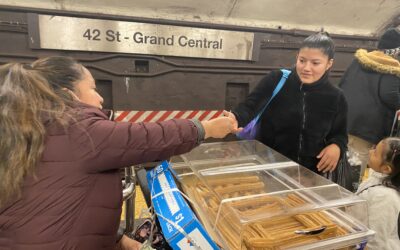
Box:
0 57 238 250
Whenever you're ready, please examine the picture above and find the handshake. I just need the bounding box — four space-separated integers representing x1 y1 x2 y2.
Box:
201 110 243 139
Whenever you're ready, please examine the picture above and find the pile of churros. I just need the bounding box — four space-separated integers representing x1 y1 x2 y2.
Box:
180 174 350 250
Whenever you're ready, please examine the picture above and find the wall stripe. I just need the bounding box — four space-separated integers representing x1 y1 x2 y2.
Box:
114 110 224 123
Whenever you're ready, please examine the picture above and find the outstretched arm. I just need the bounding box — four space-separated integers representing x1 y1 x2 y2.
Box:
233 71 281 127
69 110 237 173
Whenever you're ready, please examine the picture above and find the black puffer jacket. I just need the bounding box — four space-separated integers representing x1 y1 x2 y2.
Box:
233 69 348 172
340 49 400 144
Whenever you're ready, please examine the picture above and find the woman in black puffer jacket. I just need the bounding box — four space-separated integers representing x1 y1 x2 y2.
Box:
229 32 347 174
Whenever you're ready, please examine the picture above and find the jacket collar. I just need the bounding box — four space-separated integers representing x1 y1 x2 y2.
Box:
75 102 114 121
356 168 388 194
355 49 400 77
293 67 330 90
43 102 113 130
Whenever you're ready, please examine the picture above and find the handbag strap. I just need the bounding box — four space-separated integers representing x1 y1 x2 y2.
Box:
254 69 291 122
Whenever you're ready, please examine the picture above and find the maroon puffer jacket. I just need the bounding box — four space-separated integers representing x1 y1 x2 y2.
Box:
0 103 200 250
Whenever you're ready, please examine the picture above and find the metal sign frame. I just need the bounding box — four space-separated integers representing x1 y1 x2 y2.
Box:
28 14 256 61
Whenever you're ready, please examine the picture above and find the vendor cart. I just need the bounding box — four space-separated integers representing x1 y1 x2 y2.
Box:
166 140 374 250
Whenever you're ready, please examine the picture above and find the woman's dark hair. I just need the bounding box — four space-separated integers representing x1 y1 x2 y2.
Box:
0 56 86 207
300 32 335 59
31 56 85 105
0 63 67 207
382 137 400 190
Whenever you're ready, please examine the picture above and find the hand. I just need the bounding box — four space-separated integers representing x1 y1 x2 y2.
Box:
316 144 341 173
223 110 243 133
201 113 238 139
116 235 142 250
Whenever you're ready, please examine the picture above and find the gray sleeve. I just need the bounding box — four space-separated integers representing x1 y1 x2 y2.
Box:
190 119 205 144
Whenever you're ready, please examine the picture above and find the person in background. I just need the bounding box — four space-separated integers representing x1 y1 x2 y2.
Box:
356 137 400 249
227 32 347 174
0 57 238 250
339 27 400 181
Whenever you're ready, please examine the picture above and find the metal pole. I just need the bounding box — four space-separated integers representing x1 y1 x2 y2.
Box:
124 166 136 234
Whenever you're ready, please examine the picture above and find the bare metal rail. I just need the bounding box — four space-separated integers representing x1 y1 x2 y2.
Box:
123 166 136 233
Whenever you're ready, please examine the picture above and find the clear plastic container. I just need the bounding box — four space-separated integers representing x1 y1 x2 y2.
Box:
170 140 374 250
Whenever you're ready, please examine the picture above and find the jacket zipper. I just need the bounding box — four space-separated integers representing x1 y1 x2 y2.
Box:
298 83 306 162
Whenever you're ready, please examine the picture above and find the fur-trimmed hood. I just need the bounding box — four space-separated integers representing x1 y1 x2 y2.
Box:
355 49 400 77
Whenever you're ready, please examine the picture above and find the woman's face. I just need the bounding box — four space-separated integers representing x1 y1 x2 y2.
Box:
74 67 104 109
296 48 333 84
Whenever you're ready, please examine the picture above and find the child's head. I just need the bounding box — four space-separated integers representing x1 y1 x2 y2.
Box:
369 137 400 189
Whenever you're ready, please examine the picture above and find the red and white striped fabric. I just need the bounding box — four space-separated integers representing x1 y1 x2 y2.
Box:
115 110 224 123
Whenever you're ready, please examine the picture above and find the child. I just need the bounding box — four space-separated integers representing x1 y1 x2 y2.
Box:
356 137 400 249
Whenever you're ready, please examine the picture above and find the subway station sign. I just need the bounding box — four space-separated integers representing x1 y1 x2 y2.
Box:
30 15 255 60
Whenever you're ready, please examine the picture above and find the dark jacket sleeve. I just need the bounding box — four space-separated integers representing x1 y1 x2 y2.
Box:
378 74 400 110
233 70 282 127
325 92 348 155
70 113 200 173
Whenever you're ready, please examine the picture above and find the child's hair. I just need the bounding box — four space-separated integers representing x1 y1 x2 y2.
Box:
300 32 335 59
382 137 400 190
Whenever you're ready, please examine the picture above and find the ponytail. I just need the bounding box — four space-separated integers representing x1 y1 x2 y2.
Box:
0 63 67 207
